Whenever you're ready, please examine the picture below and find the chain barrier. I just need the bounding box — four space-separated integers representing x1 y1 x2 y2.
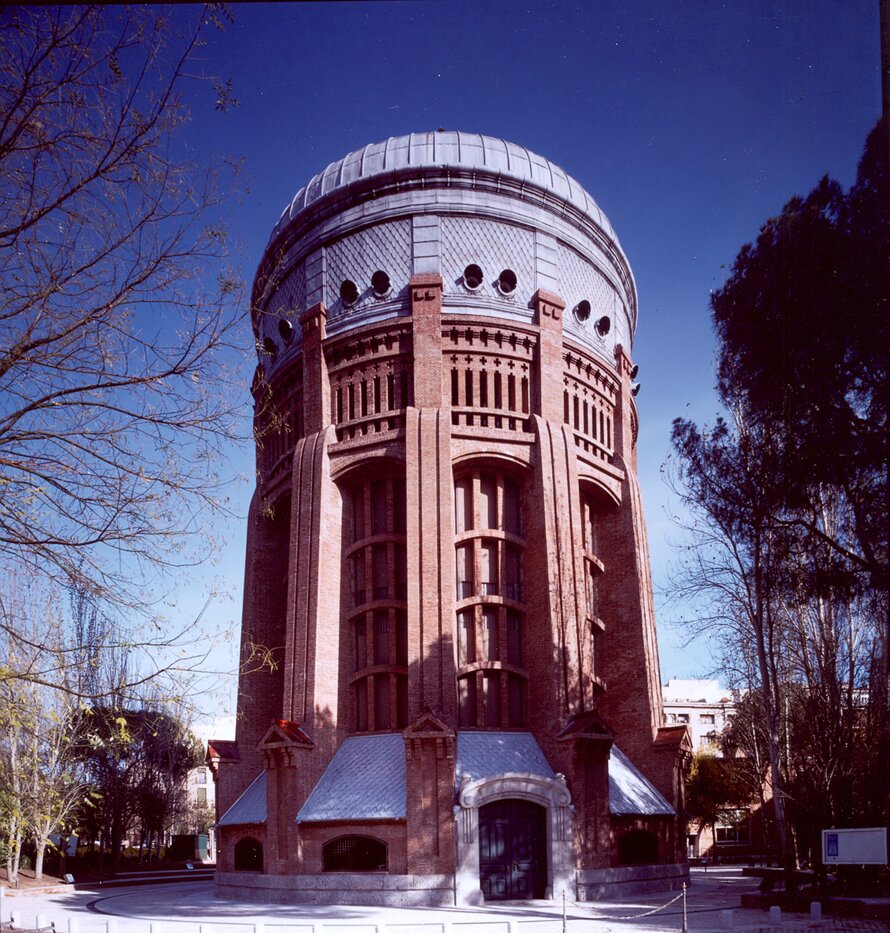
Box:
563 884 689 925
567 889 685 920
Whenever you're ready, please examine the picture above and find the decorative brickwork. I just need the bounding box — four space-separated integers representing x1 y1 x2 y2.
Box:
213 133 687 907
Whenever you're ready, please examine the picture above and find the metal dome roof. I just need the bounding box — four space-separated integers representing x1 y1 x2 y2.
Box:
269 131 618 245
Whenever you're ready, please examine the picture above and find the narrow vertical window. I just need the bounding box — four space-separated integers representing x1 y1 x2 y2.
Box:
374 675 391 730
373 610 389 665
458 675 477 727
482 608 498 661
483 673 500 727
372 544 388 600
503 478 521 536
453 469 527 730
480 540 498 596
371 480 387 534
507 611 522 666
479 474 497 529
458 609 476 665
456 544 473 599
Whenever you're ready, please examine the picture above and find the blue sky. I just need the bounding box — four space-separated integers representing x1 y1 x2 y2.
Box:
168 1 882 724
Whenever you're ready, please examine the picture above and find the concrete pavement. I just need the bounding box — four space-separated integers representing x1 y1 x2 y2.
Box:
1 868 888 933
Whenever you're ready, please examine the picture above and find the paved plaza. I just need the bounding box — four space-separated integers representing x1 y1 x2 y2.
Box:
2 869 888 933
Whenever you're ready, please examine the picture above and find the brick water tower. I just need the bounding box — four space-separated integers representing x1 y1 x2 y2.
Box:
209 132 690 905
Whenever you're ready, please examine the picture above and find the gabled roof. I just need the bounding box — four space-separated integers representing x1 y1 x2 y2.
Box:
557 710 615 742
206 739 239 761
297 735 406 822
257 719 313 749
217 772 266 826
609 747 674 816
403 710 454 739
654 725 694 752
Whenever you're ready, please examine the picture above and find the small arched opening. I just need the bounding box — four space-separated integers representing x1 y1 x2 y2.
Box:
618 829 659 865
322 835 388 872
233 836 263 872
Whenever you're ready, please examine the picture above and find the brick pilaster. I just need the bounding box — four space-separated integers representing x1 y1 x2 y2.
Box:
299 303 330 434
532 289 567 423
410 274 444 408
280 425 342 816
403 714 456 874
405 408 455 721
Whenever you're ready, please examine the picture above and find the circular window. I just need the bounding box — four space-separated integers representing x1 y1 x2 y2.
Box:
463 264 483 291
278 319 294 343
371 270 391 298
574 300 591 323
497 269 517 295
595 315 611 336
340 279 359 305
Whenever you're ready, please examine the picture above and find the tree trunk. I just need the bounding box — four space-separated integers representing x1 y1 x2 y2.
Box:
34 832 47 881
751 534 796 885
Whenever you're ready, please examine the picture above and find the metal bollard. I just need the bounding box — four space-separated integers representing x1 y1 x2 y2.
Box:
107 918 118 933
721 907 734 928
769 904 782 923
254 924 264 933
810 901 822 920
68 917 80 933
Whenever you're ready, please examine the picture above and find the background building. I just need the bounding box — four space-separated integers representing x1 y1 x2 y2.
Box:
662 678 735 752
210 132 690 905
662 679 768 862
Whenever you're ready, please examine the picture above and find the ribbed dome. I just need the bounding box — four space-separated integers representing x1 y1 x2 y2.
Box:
269 131 616 245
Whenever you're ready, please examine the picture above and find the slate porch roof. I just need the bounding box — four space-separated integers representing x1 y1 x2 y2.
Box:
297 734 406 822
217 771 266 826
609 746 675 816
217 732 674 827
456 731 556 784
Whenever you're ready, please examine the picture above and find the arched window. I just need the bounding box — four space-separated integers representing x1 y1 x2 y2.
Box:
344 472 408 732
233 836 263 872
617 829 659 865
454 470 527 728
322 835 388 872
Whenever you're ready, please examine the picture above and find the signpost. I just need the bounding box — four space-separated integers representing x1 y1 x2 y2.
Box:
821 828 887 865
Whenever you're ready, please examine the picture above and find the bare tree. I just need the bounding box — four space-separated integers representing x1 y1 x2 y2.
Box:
0 7 247 651
669 408 798 878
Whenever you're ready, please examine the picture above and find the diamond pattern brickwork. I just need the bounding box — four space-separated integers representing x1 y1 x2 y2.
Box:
261 264 307 352
324 221 412 324
440 216 534 296
557 243 615 333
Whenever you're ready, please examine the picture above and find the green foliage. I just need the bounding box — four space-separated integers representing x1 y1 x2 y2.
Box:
671 119 888 874
685 751 753 833
76 704 203 866
709 119 888 593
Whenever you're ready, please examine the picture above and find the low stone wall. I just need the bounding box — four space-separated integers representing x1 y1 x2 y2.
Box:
216 871 455 906
575 863 689 901
218 862 689 907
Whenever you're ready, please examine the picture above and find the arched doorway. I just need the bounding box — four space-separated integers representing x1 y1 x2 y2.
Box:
479 799 547 900
233 837 263 872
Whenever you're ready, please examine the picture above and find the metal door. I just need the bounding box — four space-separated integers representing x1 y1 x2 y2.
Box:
479 799 546 900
